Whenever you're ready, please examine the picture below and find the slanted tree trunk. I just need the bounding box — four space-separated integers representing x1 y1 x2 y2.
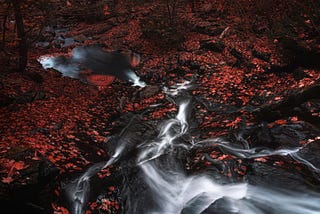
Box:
11 0 27 72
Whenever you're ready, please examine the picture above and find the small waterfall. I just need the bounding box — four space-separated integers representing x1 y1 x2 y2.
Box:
64 80 320 214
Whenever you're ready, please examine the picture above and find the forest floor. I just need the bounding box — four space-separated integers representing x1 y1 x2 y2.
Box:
1 1 320 213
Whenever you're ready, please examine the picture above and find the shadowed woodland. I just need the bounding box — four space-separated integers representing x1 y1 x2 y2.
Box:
1 0 320 213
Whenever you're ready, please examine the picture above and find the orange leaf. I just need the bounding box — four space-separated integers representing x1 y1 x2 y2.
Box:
13 161 28 170
92 130 99 136
66 0 72 6
274 119 287 125
103 5 110 16
255 157 267 162
1 176 13 184
66 134 75 139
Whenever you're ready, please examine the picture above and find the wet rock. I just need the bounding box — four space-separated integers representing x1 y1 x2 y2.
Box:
73 34 87 43
138 85 161 99
265 63 296 74
193 25 224 36
53 122 64 131
61 37 76 47
246 161 317 191
189 61 201 70
252 24 268 34
31 127 50 135
15 91 47 104
252 49 271 62
200 40 225 53
297 140 320 173
178 59 201 70
254 84 320 125
0 154 59 214
200 198 238 214
38 160 60 185
0 94 14 107
270 123 305 147
292 68 310 81
23 72 44 83
35 42 50 48
230 48 245 67
279 37 320 69
246 123 279 149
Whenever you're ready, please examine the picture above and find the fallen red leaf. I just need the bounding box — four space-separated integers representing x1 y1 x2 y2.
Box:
1 176 13 184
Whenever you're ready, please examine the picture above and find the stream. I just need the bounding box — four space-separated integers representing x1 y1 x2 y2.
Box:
62 80 320 214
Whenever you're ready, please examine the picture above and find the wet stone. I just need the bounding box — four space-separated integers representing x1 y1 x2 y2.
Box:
252 49 271 62
200 40 225 53
246 161 316 191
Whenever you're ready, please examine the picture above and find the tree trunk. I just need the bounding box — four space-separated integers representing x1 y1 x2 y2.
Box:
11 0 27 72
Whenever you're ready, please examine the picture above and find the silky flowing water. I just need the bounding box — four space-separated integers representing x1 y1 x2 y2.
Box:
63 80 320 214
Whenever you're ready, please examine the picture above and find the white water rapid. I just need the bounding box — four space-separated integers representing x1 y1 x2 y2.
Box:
65 80 320 214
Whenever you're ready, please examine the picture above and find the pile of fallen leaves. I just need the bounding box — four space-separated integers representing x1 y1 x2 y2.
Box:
1 0 320 213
